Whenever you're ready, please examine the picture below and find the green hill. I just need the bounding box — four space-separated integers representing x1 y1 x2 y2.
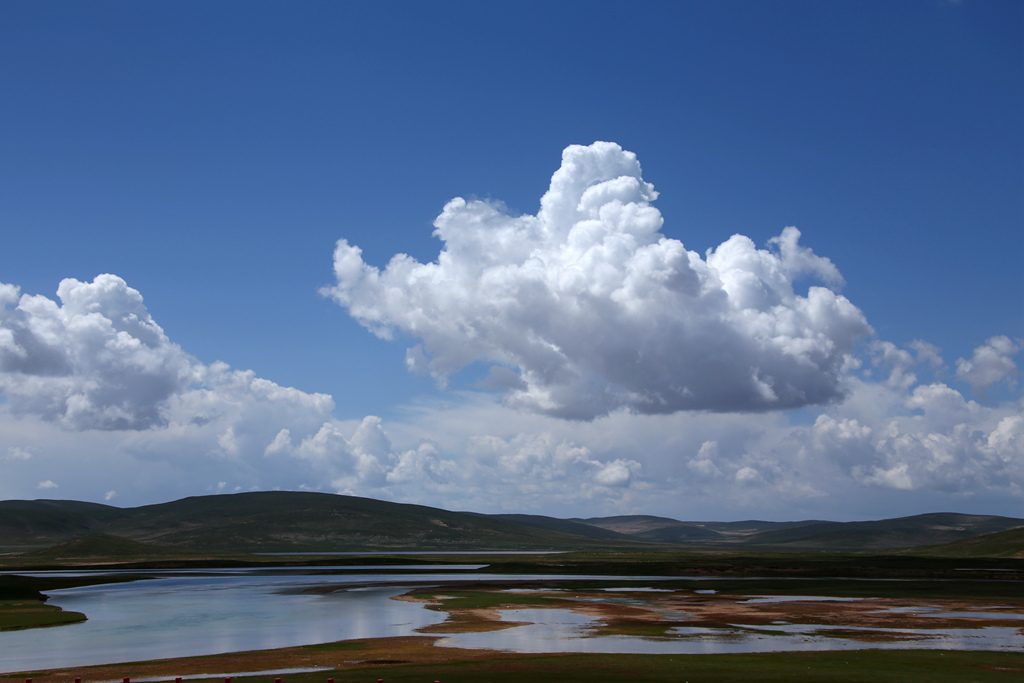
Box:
737 513 1024 550
0 499 126 549
487 514 638 542
0 491 647 554
909 527 1024 558
24 533 187 560
2 493 1020 557
572 515 726 542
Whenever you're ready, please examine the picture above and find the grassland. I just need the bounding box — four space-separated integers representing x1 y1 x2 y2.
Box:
1 512 1021 682
2 636 1021 683
4 492 1022 554
0 599 85 631
0 572 145 631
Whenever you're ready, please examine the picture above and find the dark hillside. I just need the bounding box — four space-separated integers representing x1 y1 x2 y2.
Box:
908 527 1024 558
2 493 1021 556
487 514 639 542
575 516 831 544
574 515 725 542
743 513 1024 550
24 533 187 559
0 499 127 547
1 492 647 553
103 491 640 551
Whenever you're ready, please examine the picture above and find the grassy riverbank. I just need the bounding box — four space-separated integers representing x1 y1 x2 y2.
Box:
0 575 83 630
0 599 85 631
3 547 1022 577
0 573 142 631
2 636 1021 683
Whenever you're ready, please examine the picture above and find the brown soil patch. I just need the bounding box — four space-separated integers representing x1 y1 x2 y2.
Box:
403 588 1024 642
3 636 537 683
392 591 528 634
415 607 528 634
504 590 1024 639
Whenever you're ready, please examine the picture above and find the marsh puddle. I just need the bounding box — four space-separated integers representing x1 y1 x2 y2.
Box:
740 595 864 604
436 607 1024 655
870 606 1024 620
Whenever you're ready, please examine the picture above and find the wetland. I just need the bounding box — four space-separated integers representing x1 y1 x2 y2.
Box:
1 552 1021 679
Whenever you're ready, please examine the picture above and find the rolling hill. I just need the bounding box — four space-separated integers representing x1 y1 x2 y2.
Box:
572 515 829 544
1 492 1021 556
908 527 1024 558
0 491 641 554
573 513 1024 551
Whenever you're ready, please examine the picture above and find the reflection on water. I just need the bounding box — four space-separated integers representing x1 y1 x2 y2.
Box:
870 606 1024 620
437 607 1024 655
0 568 668 672
1 569 1021 673
924 612 1024 620
130 668 332 682
740 595 863 604
1 579 440 672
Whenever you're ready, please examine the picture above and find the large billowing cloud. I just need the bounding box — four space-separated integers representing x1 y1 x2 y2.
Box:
0 275 337 501
0 275 334 433
0 276 197 430
0 275 1020 517
378 338 1021 518
0 147 1019 517
323 142 872 419
0 275 648 508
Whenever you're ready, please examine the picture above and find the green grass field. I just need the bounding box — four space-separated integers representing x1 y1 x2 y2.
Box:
0 600 85 630
10 648 1015 683
288 650 1023 683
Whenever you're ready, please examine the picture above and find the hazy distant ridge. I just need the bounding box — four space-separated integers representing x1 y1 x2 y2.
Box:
574 512 1024 550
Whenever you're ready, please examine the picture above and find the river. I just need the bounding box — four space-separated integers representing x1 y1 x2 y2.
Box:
1 567 1021 673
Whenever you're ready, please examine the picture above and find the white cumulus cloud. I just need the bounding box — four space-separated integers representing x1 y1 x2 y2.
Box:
955 335 1019 396
323 142 871 419
0 275 197 430
0 275 341 503
0 275 336 436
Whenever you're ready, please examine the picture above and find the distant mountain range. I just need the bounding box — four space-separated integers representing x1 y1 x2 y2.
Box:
0 491 1021 557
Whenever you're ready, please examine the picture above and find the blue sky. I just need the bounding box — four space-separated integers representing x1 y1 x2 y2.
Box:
1 1 1021 521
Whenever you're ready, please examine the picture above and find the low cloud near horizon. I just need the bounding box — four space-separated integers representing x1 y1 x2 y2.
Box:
1 143 1021 520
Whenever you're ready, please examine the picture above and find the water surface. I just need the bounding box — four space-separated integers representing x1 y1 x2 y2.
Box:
0 567 666 672
437 607 1024 655
2 569 1021 672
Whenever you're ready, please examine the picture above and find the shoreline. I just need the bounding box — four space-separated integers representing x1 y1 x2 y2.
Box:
5 637 1023 683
